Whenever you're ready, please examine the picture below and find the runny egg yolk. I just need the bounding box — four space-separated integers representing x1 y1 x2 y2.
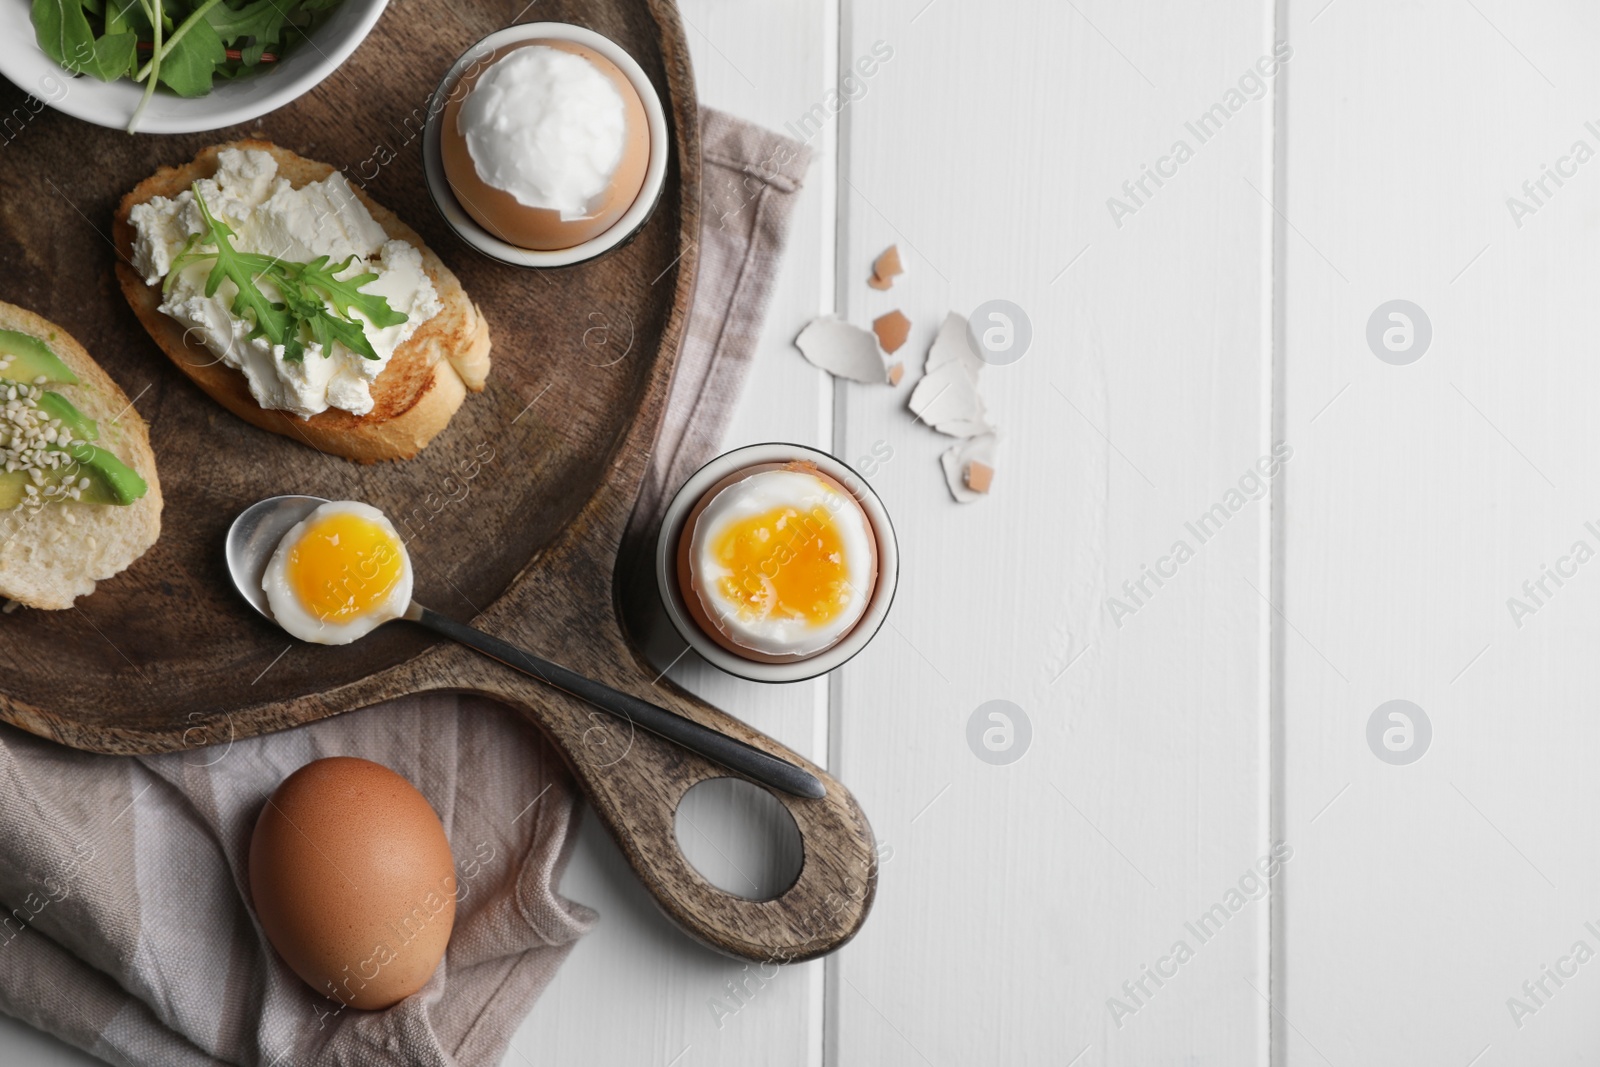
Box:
711 504 852 626
286 512 405 623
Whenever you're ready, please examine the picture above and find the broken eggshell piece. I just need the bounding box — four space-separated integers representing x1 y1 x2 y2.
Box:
872 309 911 354
909 312 994 438
868 244 903 290
795 315 889 384
941 432 999 504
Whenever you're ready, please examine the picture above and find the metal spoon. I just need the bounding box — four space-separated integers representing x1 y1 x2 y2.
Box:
225 495 826 800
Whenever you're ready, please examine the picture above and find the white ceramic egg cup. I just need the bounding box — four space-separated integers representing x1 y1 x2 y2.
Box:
656 443 900 684
422 22 670 268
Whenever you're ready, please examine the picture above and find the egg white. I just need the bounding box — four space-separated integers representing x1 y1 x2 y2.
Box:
263 501 414 646
689 469 876 658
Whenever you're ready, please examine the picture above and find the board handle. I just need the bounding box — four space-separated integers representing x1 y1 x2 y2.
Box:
476 668 878 962
407 604 824 799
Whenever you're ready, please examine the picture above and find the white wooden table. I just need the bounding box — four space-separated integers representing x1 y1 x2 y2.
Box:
10 0 1600 1063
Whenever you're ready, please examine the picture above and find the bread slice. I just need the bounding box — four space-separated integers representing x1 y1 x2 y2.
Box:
112 140 492 463
0 302 163 610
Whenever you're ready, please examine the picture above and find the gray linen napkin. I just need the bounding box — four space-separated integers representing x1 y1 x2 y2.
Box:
0 106 811 1067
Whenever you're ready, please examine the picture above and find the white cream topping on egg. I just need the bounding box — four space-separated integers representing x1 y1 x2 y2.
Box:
457 45 628 219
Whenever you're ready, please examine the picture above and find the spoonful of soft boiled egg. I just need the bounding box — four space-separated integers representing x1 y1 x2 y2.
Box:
226 496 825 799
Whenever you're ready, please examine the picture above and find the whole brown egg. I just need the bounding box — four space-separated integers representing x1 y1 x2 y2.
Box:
248 756 457 1011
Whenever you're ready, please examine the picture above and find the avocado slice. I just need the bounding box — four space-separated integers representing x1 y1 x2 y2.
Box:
34 391 98 442
0 444 147 509
0 330 78 386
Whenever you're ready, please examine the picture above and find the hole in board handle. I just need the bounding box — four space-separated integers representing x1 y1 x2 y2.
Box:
674 777 804 901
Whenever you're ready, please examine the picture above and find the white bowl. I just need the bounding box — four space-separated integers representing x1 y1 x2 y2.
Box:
656 444 900 684
422 22 670 268
0 0 389 134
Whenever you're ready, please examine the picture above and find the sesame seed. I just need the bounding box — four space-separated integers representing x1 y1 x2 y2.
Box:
0 387 85 513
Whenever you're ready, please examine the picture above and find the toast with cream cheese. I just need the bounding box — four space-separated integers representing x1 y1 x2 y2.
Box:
113 140 492 463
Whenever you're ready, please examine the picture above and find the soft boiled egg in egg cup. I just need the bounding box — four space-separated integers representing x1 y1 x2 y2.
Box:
657 444 900 683
423 23 669 268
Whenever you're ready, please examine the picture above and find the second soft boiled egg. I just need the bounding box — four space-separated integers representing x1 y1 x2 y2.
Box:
263 501 413 645
682 467 878 661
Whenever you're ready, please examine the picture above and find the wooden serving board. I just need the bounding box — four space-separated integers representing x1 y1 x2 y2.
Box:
0 0 876 962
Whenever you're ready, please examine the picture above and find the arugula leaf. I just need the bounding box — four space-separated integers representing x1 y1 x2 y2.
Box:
84 30 138 80
105 0 150 37
30 0 137 81
156 15 225 96
190 187 292 346
273 279 327 362
30 0 94 72
204 0 290 44
294 256 408 330
272 256 405 361
177 185 410 364
301 299 379 361
163 232 205 295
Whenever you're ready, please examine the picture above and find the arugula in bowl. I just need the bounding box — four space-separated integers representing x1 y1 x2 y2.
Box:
31 0 345 132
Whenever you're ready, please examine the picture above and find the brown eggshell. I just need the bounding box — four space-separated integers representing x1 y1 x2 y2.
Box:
440 40 651 251
872 309 911 354
249 757 457 1011
675 461 879 664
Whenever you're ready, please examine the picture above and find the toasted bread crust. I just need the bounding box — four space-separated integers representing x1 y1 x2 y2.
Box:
0 301 163 609
112 140 492 463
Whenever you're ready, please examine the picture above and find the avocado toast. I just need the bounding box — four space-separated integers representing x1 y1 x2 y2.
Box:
0 301 161 609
